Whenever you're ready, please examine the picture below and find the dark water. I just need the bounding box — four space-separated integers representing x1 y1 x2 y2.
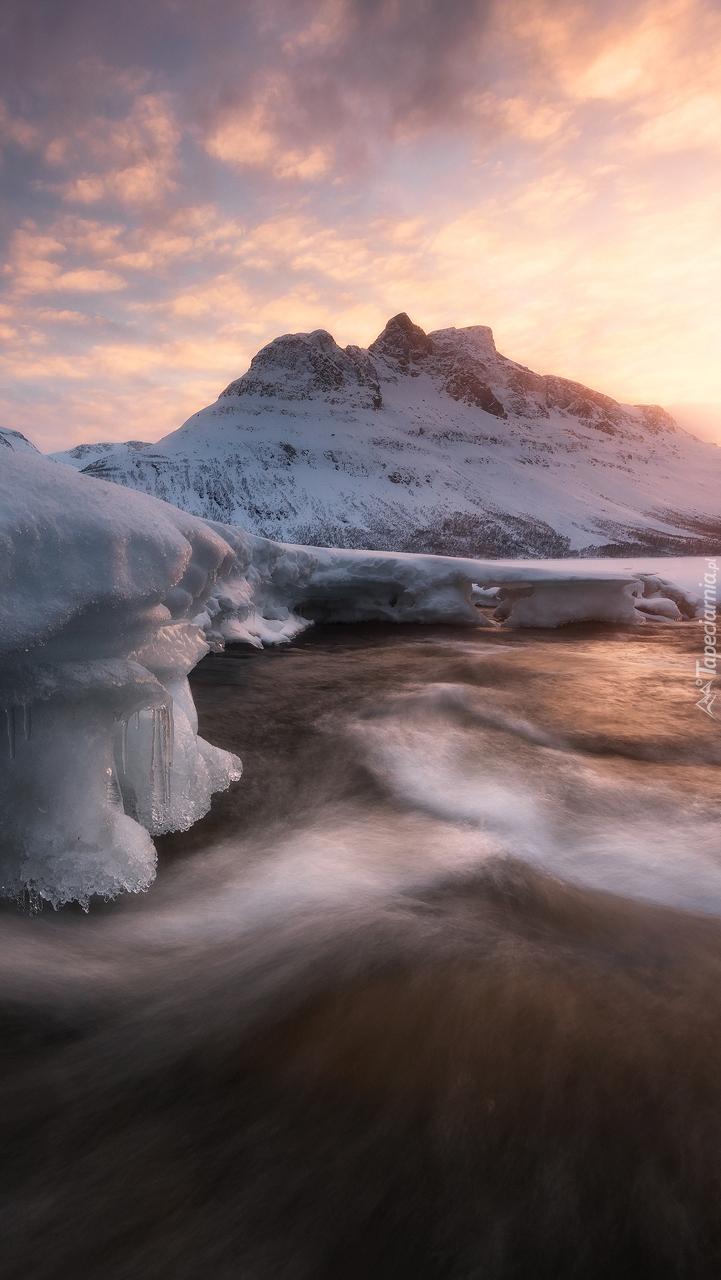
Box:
2 621 721 1279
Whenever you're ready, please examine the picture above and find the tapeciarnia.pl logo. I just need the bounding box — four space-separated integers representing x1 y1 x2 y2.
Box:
696 558 718 719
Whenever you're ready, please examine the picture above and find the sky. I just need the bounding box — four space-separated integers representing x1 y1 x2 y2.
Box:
1 0 721 452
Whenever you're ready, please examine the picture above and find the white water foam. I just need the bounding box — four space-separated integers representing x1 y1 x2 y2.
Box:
342 682 721 916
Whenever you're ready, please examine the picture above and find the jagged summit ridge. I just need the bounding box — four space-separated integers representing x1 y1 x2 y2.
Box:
49 313 720 558
220 328 382 410
215 314 508 419
214 312 671 431
370 312 435 373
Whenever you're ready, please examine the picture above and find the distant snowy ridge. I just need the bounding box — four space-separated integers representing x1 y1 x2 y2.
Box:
50 313 721 558
1 426 43 456
0 453 703 907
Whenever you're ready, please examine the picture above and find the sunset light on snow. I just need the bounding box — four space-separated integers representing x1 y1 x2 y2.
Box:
4 7 721 1262
1 0 721 450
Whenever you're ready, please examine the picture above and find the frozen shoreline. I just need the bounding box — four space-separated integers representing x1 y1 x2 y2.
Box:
0 451 705 907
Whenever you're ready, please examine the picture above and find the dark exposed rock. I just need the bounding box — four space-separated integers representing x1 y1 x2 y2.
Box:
64 440 150 460
369 312 434 374
370 318 508 417
425 325 506 416
0 427 43 455
541 377 627 434
221 329 383 409
635 405 677 434
286 509 574 559
439 367 506 417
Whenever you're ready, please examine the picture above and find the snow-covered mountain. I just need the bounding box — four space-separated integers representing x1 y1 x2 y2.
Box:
50 314 721 557
1 426 43 456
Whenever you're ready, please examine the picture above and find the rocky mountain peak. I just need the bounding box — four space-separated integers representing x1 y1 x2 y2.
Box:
210 313 684 435
47 309 718 560
220 328 382 409
369 313 434 374
429 324 497 360
425 325 506 417
215 314 510 418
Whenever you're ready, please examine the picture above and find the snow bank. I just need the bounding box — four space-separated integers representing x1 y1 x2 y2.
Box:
0 455 241 909
197 532 703 639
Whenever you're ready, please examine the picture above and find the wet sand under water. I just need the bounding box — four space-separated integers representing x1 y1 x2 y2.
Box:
1 620 721 1278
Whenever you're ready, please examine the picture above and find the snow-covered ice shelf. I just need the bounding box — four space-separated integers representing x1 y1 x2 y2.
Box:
196 528 703 644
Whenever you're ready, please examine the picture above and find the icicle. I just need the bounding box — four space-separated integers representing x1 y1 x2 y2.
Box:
22 703 31 741
158 705 166 806
25 888 42 916
105 766 121 806
166 700 174 801
150 707 157 796
6 707 15 760
121 718 128 774
159 702 173 806
134 711 139 730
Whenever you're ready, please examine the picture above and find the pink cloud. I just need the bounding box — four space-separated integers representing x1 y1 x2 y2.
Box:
1 0 720 452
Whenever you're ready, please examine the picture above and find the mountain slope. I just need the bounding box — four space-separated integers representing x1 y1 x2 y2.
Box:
50 314 721 557
1 426 43 456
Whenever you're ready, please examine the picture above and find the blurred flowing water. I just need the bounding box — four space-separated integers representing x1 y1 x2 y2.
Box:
2 620 721 1279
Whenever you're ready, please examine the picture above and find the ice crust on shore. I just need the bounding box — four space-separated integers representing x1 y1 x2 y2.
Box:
195 529 703 644
0 452 702 907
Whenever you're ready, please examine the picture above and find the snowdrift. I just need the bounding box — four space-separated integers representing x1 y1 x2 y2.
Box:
0 453 702 907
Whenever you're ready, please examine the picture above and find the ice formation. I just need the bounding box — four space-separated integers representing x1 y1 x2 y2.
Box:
0 454 241 909
196 531 703 642
0 451 702 908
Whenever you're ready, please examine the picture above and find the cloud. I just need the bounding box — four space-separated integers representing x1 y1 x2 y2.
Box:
41 93 181 207
35 308 94 322
1 0 721 452
4 222 128 295
53 269 127 292
504 0 721 156
206 89 334 180
0 1 498 184
0 101 38 148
